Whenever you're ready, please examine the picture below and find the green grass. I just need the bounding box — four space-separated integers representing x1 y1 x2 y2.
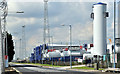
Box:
11 62 65 67
73 67 94 70
99 68 104 70
72 66 104 70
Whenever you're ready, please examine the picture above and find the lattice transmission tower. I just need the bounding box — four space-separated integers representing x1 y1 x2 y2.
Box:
43 0 50 51
0 0 8 73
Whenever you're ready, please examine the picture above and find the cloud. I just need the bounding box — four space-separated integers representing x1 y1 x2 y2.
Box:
48 2 93 27
7 0 114 2
6 2 114 58
49 21 93 44
72 21 93 43
7 17 36 26
8 2 44 18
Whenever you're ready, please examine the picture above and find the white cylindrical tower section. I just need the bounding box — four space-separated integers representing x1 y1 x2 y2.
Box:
117 1 120 38
115 2 120 54
91 3 109 56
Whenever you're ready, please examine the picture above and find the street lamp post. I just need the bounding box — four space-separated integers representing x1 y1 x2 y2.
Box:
22 25 26 60
13 32 19 59
50 36 53 66
47 36 53 65
14 11 24 60
19 39 22 62
69 25 72 69
113 0 116 68
16 11 24 13
52 37 53 66
61 24 72 69
35 47 37 64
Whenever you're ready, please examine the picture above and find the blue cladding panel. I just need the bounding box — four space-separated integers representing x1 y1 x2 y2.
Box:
34 48 35 50
38 55 42 60
31 53 34 55
40 45 43 50
30 45 84 62
44 58 49 60
50 57 60 61
84 44 87 48
30 57 34 62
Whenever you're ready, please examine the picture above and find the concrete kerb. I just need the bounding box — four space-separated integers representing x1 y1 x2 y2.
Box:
66 68 102 72
102 68 120 73
11 63 106 73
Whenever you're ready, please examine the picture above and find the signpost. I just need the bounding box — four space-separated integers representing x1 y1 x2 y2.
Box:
103 55 106 61
5 55 8 67
110 54 117 63
78 58 83 63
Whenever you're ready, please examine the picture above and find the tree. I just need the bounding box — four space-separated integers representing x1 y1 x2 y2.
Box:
5 32 15 62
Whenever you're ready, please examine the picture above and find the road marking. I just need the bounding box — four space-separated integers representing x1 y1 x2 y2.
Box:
12 67 22 74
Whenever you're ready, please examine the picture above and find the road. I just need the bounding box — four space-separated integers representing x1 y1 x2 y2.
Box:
10 64 110 74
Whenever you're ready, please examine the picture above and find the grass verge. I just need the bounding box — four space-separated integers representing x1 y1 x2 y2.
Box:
11 62 65 67
72 66 104 70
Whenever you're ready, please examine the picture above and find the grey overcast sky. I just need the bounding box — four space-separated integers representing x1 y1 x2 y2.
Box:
5 0 120 58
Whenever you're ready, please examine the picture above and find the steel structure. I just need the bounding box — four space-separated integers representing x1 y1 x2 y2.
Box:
43 0 50 47
43 0 48 44
43 0 50 63
0 0 8 73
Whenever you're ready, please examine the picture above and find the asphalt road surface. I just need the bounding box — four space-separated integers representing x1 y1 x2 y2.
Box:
10 64 111 74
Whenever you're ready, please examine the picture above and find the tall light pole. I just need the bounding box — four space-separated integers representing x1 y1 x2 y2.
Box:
16 11 24 13
19 39 22 60
12 32 19 60
11 11 24 60
49 36 53 66
61 24 72 69
52 36 53 66
113 0 116 68
35 48 37 64
22 25 26 60
5 31 8 67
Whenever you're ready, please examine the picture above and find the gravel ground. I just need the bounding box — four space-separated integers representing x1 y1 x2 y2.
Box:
4 67 19 74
